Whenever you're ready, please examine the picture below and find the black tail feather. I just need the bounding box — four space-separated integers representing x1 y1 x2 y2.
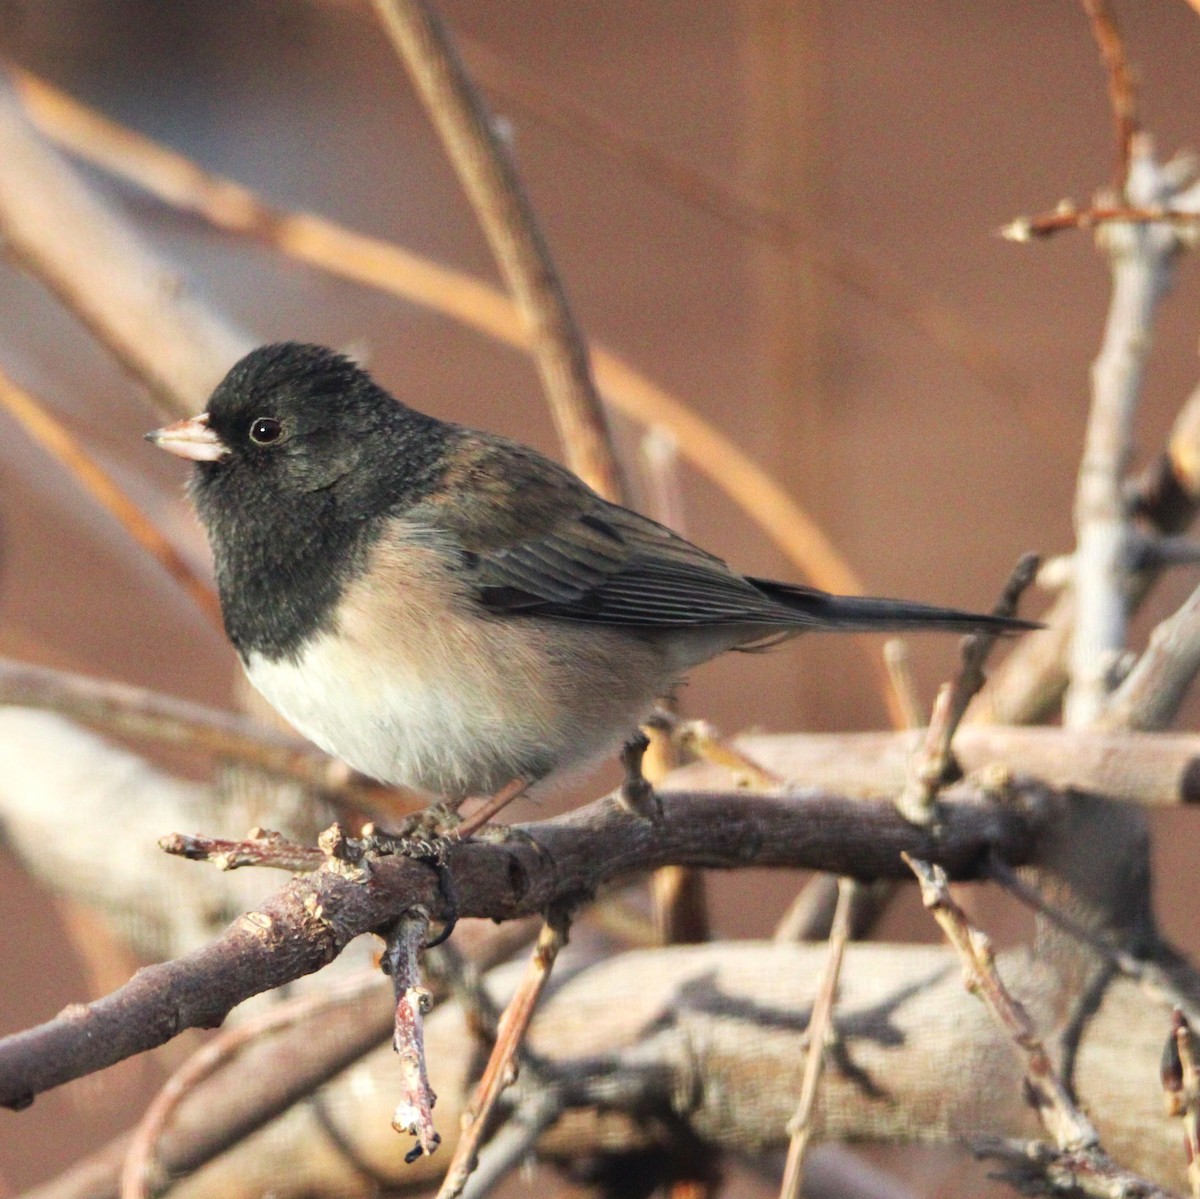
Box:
745 577 1040 634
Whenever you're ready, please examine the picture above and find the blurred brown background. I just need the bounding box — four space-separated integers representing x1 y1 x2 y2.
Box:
1 1 1199 1194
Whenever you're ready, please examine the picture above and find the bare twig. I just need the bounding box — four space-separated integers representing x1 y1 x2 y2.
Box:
779 877 857 1199
1066 140 1196 728
118 970 382 1199
1002 203 1200 242
1164 1010 1200 1198
1100 579 1200 731
897 553 1039 822
657 712 783 791
371 0 623 503
384 911 442 1162
0 367 222 626
0 783 1057 1107
972 1136 1183 1199
906 855 1099 1151
436 911 572 1199
159 829 325 873
1079 0 1140 187
0 73 249 417
908 857 1184 1197
883 639 924 731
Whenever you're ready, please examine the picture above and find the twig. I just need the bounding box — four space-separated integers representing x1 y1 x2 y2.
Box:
457 35 1037 418
897 553 1039 823
458 1090 561 1199
1079 0 1140 188
371 0 623 503
906 859 1184 1197
0 367 222 626
436 911 572 1199
972 1136 1183 1199
0 73 249 417
652 709 783 791
779 878 857 1199
987 853 1200 1025
118 969 382 1199
905 855 1099 1151
1164 1009 1200 1198
1002 203 1200 242
772 878 894 944
384 911 442 1162
0 657 403 807
1099 579 1200 731
1066 140 1196 728
159 829 325 873
0 782 1057 1107
883 639 924 731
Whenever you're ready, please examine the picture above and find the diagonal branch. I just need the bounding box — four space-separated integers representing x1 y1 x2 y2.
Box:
371 0 624 503
0 781 1057 1109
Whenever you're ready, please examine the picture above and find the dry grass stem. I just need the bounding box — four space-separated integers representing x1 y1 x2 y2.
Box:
0 367 222 626
778 877 857 1199
435 914 571 1199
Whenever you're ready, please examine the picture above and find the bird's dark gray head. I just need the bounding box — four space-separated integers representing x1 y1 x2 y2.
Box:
150 342 458 659
199 342 444 500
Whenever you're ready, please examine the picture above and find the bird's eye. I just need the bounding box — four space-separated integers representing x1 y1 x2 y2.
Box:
249 417 283 446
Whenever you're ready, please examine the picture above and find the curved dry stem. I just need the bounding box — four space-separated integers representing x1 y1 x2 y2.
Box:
0 366 222 627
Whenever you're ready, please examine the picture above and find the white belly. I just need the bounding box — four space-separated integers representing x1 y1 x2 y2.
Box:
241 533 679 800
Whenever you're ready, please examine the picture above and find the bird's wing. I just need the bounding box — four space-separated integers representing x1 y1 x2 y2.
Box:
410 438 798 628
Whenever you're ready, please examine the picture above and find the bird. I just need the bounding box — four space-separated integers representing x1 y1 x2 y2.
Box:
148 342 1033 816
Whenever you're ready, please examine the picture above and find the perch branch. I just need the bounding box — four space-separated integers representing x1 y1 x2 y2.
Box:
0 781 1057 1107
371 0 623 503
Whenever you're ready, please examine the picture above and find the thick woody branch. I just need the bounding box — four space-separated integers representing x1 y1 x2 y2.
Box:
0 782 1056 1108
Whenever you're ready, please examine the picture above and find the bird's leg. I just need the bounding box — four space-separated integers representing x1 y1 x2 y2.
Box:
618 730 661 819
451 777 530 841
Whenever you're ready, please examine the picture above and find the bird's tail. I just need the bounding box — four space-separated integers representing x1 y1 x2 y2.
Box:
746 577 1039 634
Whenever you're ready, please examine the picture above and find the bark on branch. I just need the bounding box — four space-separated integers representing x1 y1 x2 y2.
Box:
0 781 1057 1108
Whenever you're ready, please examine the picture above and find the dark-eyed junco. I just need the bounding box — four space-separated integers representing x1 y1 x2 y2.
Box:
148 343 1032 808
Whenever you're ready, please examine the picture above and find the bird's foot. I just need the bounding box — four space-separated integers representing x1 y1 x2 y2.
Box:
618 731 661 820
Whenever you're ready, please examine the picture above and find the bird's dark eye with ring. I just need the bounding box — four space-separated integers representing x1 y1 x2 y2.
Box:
249 417 283 446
